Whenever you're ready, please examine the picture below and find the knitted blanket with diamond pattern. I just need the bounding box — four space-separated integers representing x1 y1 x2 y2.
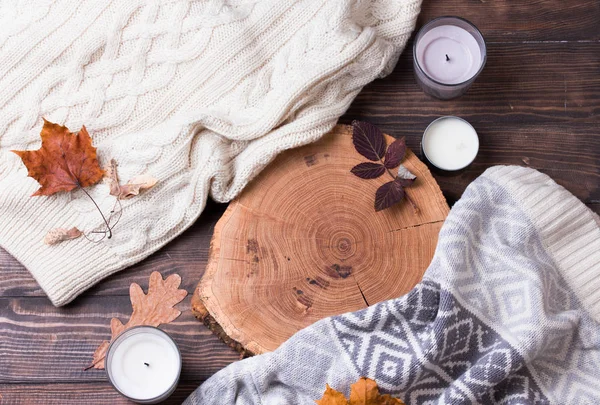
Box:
185 166 600 405
0 0 421 306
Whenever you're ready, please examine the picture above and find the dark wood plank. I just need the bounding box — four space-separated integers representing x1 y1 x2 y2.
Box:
0 296 239 383
342 42 600 207
0 382 199 405
346 43 600 122
419 0 600 41
0 1 599 402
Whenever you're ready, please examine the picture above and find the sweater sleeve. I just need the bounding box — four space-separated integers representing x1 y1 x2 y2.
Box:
0 0 421 306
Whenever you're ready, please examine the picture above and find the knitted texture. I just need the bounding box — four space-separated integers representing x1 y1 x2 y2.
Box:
0 0 421 306
185 166 600 405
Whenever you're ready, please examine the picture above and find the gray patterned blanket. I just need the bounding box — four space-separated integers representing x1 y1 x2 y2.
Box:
185 166 600 405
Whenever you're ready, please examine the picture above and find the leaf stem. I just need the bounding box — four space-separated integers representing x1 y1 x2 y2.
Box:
79 186 112 239
380 155 419 213
385 167 396 180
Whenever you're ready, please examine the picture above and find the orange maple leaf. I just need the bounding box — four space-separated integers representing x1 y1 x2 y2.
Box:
86 271 188 370
12 119 104 196
316 377 405 405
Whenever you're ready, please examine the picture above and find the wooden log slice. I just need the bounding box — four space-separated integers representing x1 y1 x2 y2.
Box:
192 125 449 355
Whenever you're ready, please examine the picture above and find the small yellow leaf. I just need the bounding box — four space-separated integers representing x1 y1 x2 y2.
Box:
316 378 405 405
119 174 158 199
315 384 348 405
349 377 379 404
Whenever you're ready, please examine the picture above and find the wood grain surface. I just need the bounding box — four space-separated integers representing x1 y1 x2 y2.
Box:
1 0 599 403
192 125 449 354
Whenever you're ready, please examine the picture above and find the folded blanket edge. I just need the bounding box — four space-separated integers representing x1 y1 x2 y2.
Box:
482 165 600 323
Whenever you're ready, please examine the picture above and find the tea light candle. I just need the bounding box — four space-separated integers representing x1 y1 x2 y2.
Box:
414 17 486 99
421 116 479 171
106 326 181 404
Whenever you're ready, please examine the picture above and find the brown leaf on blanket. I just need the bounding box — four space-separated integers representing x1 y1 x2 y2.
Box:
103 159 121 197
43 227 82 245
119 174 158 199
315 384 349 405
104 159 158 199
14 120 117 240
12 119 104 196
85 271 187 370
315 377 405 405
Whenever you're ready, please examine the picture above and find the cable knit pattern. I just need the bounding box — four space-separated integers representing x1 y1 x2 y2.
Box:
0 0 421 305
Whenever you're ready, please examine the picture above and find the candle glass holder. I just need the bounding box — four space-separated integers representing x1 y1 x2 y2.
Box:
106 326 182 404
413 16 487 100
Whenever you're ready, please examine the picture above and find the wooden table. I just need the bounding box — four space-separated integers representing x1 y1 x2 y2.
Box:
1 1 598 403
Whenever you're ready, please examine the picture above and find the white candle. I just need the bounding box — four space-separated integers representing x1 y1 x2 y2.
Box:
413 17 486 99
416 25 482 84
422 117 479 171
106 327 181 404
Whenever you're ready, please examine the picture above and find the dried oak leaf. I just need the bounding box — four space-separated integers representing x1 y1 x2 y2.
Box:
104 159 158 199
119 174 158 199
103 159 121 197
316 377 405 405
12 119 104 196
87 271 187 370
43 227 82 245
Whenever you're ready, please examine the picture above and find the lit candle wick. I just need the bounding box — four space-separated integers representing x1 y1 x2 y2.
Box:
144 362 150 367
445 54 450 62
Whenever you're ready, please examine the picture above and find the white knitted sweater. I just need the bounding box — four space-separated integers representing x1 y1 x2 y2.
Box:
0 0 420 306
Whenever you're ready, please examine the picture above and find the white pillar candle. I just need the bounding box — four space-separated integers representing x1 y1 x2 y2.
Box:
422 116 479 171
106 326 181 404
413 17 486 99
416 25 482 85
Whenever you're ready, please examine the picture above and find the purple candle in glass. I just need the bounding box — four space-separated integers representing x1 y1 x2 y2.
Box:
413 17 486 100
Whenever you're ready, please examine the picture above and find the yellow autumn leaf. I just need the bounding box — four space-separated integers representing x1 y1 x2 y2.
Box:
315 377 405 405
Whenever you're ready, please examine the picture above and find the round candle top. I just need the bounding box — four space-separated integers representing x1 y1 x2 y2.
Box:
422 117 479 171
416 25 482 84
107 328 181 401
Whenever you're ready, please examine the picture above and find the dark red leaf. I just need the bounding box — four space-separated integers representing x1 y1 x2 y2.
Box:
351 162 385 179
352 120 386 162
384 137 406 169
375 179 405 211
